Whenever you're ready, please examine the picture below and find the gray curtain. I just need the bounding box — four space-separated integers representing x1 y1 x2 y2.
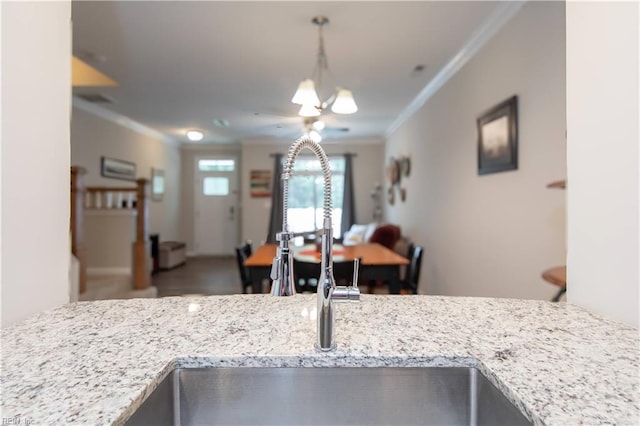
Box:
266 154 284 243
340 154 356 237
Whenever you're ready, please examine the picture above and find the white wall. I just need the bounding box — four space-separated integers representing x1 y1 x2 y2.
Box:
241 139 385 248
71 107 182 269
84 212 136 271
566 2 639 327
1 2 71 326
385 2 566 299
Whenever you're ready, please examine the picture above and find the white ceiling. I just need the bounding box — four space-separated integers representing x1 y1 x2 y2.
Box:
72 1 503 144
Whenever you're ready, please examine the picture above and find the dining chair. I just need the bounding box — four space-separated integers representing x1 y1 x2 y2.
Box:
235 240 253 294
406 242 415 259
332 258 361 287
401 241 414 281
293 258 360 291
293 259 321 293
401 245 424 294
242 240 253 258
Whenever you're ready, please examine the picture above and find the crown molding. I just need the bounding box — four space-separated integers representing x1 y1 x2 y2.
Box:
386 1 527 138
239 136 384 146
180 142 242 152
72 96 179 146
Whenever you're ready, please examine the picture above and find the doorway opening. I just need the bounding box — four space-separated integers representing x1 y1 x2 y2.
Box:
193 156 240 255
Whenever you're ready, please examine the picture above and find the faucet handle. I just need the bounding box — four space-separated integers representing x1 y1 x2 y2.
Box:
352 258 360 289
331 258 361 302
270 256 280 280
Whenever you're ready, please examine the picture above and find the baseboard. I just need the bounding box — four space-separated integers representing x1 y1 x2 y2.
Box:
87 267 131 276
85 209 137 217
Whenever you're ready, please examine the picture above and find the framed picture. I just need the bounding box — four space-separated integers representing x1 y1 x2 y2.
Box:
250 170 271 197
101 156 136 181
151 168 165 201
477 95 518 175
386 157 401 186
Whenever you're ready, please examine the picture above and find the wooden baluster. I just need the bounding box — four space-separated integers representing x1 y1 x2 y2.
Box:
70 166 87 294
132 178 150 290
116 192 123 209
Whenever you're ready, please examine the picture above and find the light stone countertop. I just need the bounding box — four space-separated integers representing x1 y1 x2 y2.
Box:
1 294 638 425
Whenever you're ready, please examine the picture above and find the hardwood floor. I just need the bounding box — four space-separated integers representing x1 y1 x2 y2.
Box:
152 256 243 297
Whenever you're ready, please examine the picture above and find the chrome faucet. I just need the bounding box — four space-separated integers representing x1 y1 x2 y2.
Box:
270 136 360 351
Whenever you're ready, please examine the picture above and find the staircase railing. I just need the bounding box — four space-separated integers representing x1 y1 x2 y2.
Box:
70 166 151 293
70 166 87 294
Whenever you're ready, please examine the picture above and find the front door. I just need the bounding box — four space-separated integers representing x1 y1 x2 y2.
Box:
193 157 239 255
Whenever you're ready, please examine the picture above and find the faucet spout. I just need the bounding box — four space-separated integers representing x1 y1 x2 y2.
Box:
269 137 332 297
270 136 360 351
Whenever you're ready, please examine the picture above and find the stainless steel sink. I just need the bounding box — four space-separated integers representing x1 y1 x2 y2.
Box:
125 367 532 425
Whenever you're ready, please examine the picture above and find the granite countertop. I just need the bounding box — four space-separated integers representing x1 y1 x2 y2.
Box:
1 294 638 425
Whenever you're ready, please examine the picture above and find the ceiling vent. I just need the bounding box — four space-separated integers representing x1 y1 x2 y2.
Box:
76 93 115 104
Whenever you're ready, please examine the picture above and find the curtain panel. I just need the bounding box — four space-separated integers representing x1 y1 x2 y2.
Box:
266 154 284 243
340 153 356 237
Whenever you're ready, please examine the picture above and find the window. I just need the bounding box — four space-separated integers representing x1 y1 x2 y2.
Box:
151 168 165 201
198 159 235 172
203 177 229 196
287 156 345 238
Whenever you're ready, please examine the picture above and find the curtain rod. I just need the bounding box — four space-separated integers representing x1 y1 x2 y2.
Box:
269 153 357 157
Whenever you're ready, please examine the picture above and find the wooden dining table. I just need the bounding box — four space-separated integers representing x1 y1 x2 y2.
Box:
244 242 410 294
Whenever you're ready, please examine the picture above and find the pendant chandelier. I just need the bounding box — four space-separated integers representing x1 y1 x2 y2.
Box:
291 16 358 117
302 117 324 143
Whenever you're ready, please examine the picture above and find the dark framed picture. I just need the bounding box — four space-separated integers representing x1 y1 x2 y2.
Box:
477 95 518 175
101 156 136 181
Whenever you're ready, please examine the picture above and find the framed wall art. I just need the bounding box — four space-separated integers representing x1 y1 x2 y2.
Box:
477 95 518 175
101 156 136 181
250 170 272 197
387 157 401 186
401 156 411 177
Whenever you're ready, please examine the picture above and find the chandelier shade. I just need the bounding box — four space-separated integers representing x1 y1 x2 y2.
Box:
292 16 357 117
291 79 320 106
298 103 321 117
331 89 358 114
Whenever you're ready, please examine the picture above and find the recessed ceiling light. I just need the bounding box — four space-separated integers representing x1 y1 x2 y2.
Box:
212 119 230 128
186 130 204 141
412 64 427 76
